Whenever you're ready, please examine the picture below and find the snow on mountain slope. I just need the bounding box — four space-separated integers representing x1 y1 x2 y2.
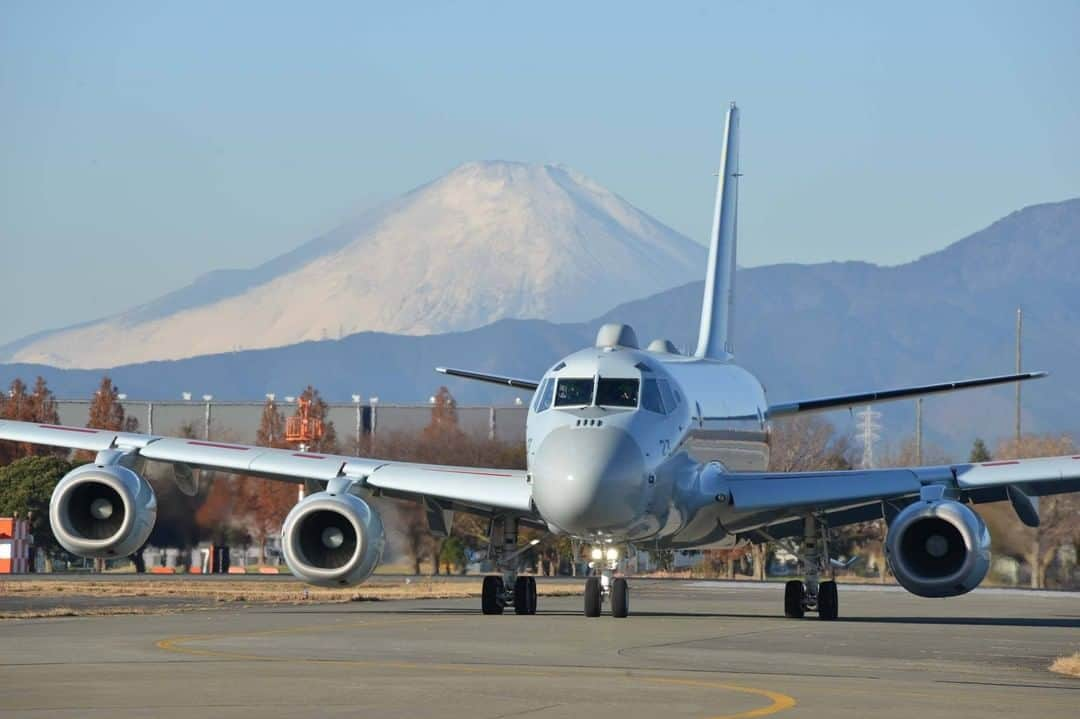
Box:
4 162 705 369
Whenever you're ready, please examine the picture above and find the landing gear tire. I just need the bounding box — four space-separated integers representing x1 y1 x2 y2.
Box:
611 578 629 618
584 576 602 617
817 580 838 620
514 576 538 615
482 575 505 615
784 580 805 618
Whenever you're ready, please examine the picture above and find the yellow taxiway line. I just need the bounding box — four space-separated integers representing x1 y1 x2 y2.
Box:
154 616 796 719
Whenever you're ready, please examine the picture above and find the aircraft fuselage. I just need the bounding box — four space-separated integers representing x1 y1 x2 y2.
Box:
526 332 769 549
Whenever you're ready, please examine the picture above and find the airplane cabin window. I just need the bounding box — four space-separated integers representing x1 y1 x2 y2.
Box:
596 378 639 408
641 378 666 414
534 378 555 412
554 378 594 407
657 379 677 412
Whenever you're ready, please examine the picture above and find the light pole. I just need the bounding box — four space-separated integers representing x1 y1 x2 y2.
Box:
265 394 276 444
202 394 213 441
369 397 379 449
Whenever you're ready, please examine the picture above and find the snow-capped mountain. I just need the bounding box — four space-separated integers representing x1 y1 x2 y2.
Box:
2 161 706 369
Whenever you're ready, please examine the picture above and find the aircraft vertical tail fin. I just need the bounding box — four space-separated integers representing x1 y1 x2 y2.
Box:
694 102 740 360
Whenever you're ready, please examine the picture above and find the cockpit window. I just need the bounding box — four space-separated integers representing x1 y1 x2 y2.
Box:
533 378 555 412
596 378 639 408
657 379 678 412
641 378 666 414
554 378 594 407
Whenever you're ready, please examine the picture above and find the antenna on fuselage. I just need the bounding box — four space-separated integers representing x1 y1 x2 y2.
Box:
694 102 740 361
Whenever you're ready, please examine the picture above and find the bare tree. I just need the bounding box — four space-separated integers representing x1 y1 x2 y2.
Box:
761 415 853 579
992 434 1078 588
768 414 852 473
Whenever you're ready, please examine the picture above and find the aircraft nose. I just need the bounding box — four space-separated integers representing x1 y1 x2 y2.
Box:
531 425 647 534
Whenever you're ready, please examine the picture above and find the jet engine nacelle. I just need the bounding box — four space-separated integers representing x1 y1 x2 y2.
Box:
281 490 385 587
884 498 990 598
49 464 157 558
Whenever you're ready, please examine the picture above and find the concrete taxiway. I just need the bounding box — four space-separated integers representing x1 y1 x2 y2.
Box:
0 579 1077 718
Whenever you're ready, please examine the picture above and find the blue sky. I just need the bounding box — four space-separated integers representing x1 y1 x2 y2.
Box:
2 1 1078 345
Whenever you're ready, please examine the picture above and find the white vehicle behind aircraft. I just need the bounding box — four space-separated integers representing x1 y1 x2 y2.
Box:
2 104 1077 619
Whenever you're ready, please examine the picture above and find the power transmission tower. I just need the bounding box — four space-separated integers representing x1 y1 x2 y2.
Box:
855 405 882 469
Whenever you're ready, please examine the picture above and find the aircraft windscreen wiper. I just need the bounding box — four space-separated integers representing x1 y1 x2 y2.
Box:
595 378 639 408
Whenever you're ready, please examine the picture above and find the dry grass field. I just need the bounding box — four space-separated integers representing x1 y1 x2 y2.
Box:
1050 652 1080 678
0 576 579 619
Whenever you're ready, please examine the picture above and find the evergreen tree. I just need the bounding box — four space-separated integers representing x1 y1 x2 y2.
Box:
969 437 991 463
0 455 80 559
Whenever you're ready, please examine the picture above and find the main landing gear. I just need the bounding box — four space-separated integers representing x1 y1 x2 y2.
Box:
583 545 629 618
781 514 839 621
481 574 537 615
480 515 538 616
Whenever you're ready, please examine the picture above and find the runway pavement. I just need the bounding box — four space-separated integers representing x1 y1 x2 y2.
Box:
0 579 1077 718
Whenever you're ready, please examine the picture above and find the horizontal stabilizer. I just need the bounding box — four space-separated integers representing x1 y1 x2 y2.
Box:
435 367 539 391
767 371 1047 418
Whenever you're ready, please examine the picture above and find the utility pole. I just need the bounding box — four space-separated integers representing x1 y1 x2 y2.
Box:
1015 306 1023 448
914 398 923 465
1015 306 1041 587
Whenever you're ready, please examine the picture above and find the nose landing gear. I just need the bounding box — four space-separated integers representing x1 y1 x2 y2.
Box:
583 545 629 618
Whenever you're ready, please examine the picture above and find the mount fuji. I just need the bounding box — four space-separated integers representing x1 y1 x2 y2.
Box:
2 161 705 369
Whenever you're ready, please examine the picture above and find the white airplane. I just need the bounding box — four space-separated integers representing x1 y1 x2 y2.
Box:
2 104 1077 619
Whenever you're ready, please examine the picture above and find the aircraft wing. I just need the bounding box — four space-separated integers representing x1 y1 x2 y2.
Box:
0 419 534 516
435 367 539 391
766 371 1047 418
722 454 1080 540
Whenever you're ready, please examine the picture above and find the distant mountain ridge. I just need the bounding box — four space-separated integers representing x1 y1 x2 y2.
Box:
3 197 1078 455
1 161 705 368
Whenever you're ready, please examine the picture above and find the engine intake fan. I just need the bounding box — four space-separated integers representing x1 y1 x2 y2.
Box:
281 490 385 587
885 497 990 598
49 463 157 558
